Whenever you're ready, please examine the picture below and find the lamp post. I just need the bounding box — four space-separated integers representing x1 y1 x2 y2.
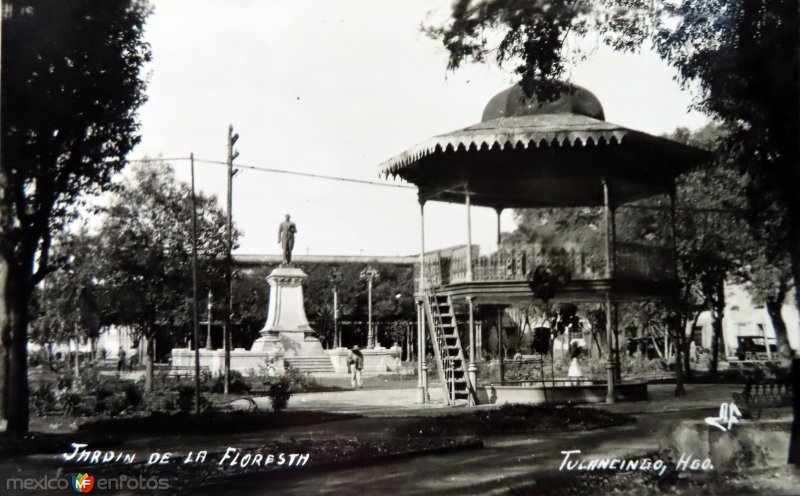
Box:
205 289 213 350
360 266 380 348
395 293 409 360
330 268 341 348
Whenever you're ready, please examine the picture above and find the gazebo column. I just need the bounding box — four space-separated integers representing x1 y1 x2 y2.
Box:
417 199 428 404
602 178 617 404
603 178 617 277
464 184 473 282
497 306 505 383
605 294 617 404
467 296 477 405
494 207 503 246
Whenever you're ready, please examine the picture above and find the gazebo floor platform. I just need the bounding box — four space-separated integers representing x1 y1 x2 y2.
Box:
422 279 679 305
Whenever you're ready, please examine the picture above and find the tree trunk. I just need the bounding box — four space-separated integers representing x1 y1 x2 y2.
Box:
709 302 725 375
74 339 80 380
683 312 701 380
710 319 720 374
766 295 792 357
790 358 800 465
674 334 686 396
0 260 9 426
788 206 800 465
7 277 31 434
144 334 154 393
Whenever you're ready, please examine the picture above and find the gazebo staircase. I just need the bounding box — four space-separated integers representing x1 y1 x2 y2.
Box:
424 293 477 405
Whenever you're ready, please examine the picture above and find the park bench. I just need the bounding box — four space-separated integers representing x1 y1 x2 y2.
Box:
163 365 211 381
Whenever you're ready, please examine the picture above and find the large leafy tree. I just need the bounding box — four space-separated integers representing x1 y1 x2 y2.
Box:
0 0 152 433
97 162 232 392
30 230 104 375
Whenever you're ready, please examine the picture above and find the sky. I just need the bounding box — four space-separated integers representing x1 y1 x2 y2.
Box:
131 0 710 258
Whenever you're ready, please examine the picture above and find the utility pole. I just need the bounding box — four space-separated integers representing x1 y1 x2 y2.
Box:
360 266 379 348
189 153 201 415
225 125 240 395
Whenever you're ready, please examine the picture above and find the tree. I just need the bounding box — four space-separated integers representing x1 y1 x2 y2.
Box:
0 0 152 433
30 230 104 377
97 162 233 392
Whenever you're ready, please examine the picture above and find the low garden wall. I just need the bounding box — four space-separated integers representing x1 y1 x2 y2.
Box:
326 345 403 373
171 348 285 377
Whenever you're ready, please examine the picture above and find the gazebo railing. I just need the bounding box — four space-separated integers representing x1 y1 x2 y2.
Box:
416 242 676 290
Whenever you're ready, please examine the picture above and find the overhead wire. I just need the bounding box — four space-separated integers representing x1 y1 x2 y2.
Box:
127 156 415 190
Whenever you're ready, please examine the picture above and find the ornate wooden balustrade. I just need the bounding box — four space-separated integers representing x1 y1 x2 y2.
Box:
415 242 676 290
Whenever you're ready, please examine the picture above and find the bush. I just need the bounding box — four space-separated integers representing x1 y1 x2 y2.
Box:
283 367 317 392
92 381 146 417
208 370 251 394
266 376 292 413
174 385 209 413
60 391 83 416
30 379 58 415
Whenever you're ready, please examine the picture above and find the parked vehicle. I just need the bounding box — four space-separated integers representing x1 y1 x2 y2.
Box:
735 335 777 361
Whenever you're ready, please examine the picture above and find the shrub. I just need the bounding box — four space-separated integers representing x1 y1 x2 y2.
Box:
60 391 83 416
30 379 58 415
176 386 195 413
174 385 209 413
208 370 251 394
283 367 317 392
266 376 292 413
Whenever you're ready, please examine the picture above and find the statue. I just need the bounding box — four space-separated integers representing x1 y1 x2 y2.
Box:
278 214 297 264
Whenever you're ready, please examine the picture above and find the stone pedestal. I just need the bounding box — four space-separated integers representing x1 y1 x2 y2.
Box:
250 266 324 357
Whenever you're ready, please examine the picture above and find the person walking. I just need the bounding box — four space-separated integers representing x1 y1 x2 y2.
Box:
117 347 127 373
348 345 364 390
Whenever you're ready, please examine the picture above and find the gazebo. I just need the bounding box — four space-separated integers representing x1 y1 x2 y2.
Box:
380 83 709 406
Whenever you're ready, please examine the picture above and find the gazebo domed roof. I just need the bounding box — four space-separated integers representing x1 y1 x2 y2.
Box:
481 83 605 122
378 82 710 209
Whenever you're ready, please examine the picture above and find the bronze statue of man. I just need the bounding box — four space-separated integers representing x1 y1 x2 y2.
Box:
278 214 297 264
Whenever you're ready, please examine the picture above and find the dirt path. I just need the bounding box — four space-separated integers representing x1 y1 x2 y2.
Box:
189 405 727 496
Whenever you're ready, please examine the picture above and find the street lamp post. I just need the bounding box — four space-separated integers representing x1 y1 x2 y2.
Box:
330 268 341 348
360 266 380 349
205 289 213 350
